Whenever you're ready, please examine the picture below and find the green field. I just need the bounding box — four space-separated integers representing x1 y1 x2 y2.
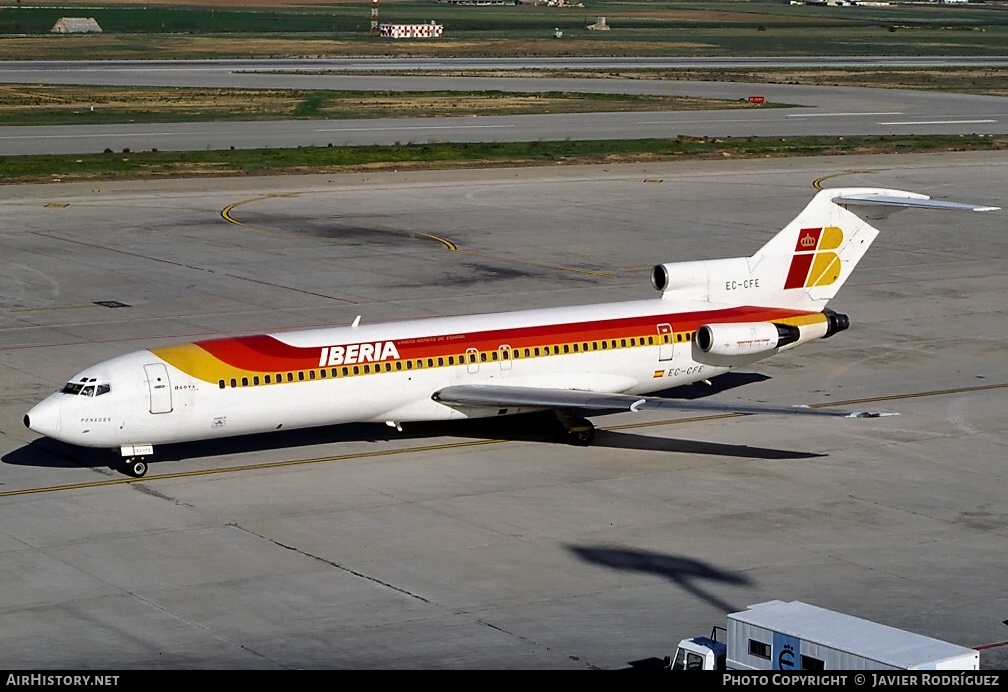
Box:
1 0 1006 58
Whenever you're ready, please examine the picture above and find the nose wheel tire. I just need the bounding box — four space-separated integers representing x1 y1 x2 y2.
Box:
124 458 148 478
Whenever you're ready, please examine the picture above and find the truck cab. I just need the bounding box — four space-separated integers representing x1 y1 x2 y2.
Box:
666 629 727 670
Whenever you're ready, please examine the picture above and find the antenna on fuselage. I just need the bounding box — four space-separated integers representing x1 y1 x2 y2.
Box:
351 315 361 328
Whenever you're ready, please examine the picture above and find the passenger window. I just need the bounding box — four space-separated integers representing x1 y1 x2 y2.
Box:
253 376 260 385
480 352 487 362
241 377 249 387
218 380 225 389
298 372 305 381
265 375 272 384
230 378 237 388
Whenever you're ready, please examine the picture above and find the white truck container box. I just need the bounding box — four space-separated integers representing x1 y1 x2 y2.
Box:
728 600 979 671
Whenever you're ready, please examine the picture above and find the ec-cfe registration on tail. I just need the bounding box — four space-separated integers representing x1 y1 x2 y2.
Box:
24 188 998 477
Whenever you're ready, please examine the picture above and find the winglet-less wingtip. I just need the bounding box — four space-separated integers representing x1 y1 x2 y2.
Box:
847 411 899 419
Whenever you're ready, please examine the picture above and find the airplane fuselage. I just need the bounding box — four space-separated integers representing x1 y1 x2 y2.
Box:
25 296 826 451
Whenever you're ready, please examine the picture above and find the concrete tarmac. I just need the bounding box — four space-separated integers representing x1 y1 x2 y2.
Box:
1 153 1007 669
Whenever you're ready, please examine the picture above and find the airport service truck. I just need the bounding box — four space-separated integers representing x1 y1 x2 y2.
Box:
668 600 979 671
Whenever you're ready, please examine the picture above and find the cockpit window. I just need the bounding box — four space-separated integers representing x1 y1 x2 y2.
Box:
60 381 111 396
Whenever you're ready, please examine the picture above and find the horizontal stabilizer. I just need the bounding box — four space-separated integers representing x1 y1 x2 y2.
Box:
832 193 999 213
432 384 895 419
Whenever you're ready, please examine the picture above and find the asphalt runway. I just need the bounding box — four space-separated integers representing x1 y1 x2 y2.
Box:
1 152 1007 669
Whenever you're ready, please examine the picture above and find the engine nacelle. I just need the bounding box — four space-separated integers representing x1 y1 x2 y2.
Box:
651 257 753 300
693 322 800 366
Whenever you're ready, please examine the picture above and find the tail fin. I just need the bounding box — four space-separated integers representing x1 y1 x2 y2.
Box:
751 188 998 309
653 188 998 310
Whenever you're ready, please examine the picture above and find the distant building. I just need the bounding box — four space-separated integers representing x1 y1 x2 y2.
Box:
51 18 103 34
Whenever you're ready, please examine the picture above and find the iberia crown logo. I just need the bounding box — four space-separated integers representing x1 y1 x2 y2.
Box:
784 226 844 290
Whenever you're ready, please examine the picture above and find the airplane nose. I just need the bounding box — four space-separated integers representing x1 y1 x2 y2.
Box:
25 396 62 439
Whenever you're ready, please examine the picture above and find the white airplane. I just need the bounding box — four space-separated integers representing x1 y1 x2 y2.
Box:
24 188 997 478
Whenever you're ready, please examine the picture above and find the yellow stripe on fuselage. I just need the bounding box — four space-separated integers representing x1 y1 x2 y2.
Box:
151 343 260 383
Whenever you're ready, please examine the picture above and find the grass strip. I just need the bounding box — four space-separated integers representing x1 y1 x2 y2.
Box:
2 135 1005 185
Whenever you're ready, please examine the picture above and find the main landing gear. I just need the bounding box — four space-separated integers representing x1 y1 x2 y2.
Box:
556 411 596 447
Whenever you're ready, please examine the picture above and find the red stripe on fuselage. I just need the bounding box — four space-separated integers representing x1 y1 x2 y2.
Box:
192 305 814 372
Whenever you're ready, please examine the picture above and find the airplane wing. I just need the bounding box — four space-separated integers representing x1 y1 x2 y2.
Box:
431 384 895 419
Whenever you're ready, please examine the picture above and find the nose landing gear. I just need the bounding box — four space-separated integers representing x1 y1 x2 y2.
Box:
123 457 148 478
118 445 154 478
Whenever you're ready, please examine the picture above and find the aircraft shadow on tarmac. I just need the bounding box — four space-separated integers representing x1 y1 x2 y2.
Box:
569 545 755 670
4 372 824 473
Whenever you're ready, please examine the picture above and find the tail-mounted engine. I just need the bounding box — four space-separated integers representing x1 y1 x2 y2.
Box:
693 310 849 366
696 322 800 359
823 308 850 338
